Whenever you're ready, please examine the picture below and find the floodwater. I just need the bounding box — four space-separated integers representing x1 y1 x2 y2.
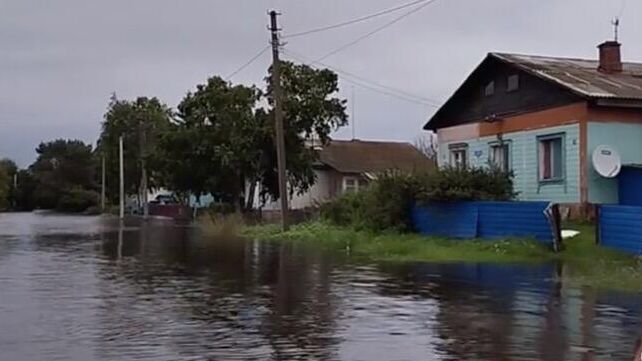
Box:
1 213 641 361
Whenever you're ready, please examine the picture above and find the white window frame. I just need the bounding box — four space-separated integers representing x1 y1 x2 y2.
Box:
343 177 358 193
489 141 511 172
537 134 565 182
449 144 468 168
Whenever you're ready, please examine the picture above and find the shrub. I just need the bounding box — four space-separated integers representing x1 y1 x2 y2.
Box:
320 167 515 232
417 166 516 203
319 190 368 228
359 172 423 232
57 188 100 213
320 171 426 232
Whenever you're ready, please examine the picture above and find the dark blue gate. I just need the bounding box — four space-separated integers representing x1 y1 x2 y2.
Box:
619 166 642 206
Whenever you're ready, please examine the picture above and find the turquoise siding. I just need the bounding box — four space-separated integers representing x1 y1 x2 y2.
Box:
439 124 580 203
587 122 642 204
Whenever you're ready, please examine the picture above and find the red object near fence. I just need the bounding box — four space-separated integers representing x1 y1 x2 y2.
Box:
149 204 192 220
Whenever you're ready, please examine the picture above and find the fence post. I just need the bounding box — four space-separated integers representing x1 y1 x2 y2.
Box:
595 205 601 245
552 204 562 251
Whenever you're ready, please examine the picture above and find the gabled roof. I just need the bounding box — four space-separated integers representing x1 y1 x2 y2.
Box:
491 52 642 100
318 139 434 174
424 52 642 131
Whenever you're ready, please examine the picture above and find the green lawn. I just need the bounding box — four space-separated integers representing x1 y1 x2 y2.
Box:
241 221 642 292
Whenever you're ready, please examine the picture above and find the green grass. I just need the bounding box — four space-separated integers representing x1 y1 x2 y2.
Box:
556 223 642 291
242 221 642 292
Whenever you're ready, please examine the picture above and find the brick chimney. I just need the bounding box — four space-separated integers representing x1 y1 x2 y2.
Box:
598 41 622 73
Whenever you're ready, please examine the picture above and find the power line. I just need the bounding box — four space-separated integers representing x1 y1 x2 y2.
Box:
341 76 438 107
287 52 439 107
225 45 271 80
282 49 440 107
283 0 429 39
316 0 439 62
284 48 437 103
283 49 440 107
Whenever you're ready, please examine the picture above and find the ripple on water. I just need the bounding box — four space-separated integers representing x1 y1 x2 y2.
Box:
0 212 642 360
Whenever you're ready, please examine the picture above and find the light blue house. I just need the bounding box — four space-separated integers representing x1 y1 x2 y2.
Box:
424 41 642 218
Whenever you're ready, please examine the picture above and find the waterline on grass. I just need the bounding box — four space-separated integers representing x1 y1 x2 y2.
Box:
240 222 642 292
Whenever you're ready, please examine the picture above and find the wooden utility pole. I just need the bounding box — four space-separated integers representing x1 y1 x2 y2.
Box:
101 155 106 212
351 86 356 140
139 120 149 220
119 136 125 220
269 10 289 231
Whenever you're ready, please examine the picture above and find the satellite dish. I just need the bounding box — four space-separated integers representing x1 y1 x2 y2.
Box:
592 145 621 178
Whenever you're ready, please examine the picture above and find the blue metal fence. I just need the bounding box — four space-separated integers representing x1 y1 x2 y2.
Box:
411 203 478 238
477 202 553 241
411 201 553 242
598 205 642 255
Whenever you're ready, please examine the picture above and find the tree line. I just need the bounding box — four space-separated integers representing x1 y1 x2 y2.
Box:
0 62 348 213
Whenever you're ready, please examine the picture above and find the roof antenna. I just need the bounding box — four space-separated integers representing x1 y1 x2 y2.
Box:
612 17 620 42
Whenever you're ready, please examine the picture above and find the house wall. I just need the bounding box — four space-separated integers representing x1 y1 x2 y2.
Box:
438 124 580 203
256 169 339 211
587 122 642 204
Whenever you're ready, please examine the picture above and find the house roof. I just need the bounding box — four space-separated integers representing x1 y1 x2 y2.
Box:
318 139 434 174
424 51 642 131
491 52 642 100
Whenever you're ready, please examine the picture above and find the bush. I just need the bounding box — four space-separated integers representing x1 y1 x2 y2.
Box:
57 188 100 213
321 171 424 232
319 190 368 228
417 166 516 203
320 167 515 233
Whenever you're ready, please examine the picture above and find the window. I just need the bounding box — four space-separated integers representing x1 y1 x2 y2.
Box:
507 74 519 92
484 81 495 96
538 135 564 181
489 143 510 171
449 144 468 168
343 177 369 193
343 178 357 193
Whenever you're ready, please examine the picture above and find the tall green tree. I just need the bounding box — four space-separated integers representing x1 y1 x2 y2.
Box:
0 161 11 210
13 170 37 211
0 159 36 211
0 159 18 209
30 139 97 210
97 95 171 202
157 77 263 210
257 61 348 203
157 62 348 211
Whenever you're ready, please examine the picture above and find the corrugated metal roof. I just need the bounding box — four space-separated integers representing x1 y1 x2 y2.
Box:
318 140 435 174
492 52 642 100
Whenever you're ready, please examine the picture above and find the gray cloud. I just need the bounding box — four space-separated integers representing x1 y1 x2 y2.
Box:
1 0 640 167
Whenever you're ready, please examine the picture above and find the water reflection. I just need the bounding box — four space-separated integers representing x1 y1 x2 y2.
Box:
0 213 641 360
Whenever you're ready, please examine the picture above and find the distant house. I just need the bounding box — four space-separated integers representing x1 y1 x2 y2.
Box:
424 40 642 217
256 139 434 210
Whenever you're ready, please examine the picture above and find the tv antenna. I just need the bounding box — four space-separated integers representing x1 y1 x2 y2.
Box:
612 17 620 42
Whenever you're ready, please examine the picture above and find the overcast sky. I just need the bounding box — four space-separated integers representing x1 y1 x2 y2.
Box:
1 0 640 167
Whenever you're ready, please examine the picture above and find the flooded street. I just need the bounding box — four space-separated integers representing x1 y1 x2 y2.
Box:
1 213 642 360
